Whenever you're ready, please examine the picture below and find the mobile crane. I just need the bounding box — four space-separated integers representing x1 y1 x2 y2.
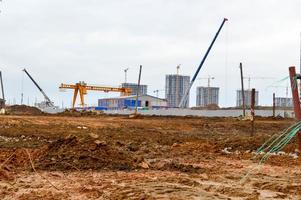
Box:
59 81 132 108
178 18 228 107
23 68 54 107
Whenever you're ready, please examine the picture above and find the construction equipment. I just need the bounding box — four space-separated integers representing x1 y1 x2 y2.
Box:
153 89 165 98
23 68 54 107
0 71 5 108
179 18 228 108
198 76 215 88
124 68 129 83
244 76 274 90
59 81 132 108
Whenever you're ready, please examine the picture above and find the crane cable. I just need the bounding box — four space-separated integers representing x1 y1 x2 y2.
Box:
240 120 301 184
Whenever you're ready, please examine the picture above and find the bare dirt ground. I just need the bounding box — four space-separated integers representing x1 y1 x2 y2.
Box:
0 113 301 199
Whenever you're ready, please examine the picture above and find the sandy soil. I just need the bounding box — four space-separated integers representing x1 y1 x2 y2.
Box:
0 114 301 199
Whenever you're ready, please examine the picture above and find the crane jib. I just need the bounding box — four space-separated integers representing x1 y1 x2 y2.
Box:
23 69 54 107
178 18 228 108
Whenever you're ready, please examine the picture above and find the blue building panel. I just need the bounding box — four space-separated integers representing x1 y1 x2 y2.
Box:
124 99 141 107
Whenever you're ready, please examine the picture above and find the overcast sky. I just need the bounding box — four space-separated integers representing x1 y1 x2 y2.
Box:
0 0 300 107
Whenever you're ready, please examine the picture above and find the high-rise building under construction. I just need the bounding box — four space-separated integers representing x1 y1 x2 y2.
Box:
196 87 219 107
121 83 148 96
165 74 190 108
236 90 259 107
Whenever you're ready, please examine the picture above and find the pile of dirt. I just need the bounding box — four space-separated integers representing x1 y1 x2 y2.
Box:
192 104 220 110
57 109 101 117
36 136 136 171
6 105 43 115
161 162 205 173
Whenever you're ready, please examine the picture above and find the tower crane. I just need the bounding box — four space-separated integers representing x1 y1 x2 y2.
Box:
23 68 54 107
153 89 165 98
59 81 132 108
124 68 129 83
198 75 215 88
244 76 274 90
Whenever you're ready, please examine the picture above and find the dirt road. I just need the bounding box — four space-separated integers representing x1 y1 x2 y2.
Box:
0 114 300 199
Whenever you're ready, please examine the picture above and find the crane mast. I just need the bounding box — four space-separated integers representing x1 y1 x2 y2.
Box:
22 68 54 107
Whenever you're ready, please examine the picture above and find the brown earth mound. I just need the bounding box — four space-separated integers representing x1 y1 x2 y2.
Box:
35 136 136 171
57 109 101 117
6 105 43 115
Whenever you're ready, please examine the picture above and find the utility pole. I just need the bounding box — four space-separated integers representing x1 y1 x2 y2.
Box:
0 71 4 102
239 63 246 117
176 64 181 107
289 66 301 150
299 32 301 100
21 93 24 105
273 93 275 117
251 88 256 136
0 71 5 108
285 82 289 117
124 68 129 83
134 65 142 115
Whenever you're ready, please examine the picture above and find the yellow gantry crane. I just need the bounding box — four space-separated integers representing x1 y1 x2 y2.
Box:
59 81 132 108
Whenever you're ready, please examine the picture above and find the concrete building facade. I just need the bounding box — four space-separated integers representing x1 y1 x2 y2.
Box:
196 87 219 107
236 90 259 107
165 74 190 108
121 83 148 96
275 97 292 107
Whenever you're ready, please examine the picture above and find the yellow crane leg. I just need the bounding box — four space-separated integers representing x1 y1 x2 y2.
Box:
79 88 85 107
72 88 79 108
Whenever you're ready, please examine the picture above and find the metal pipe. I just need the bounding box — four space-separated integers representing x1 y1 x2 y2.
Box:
0 71 5 102
134 65 142 115
251 88 255 136
239 63 246 116
178 18 228 107
272 93 275 117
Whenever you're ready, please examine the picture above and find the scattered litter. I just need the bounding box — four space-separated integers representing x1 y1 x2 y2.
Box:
221 147 232 154
139 161 150 169
89 133 99 139
77 126 88 130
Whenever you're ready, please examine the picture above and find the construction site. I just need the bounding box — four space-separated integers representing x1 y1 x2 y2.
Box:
1 1 301 200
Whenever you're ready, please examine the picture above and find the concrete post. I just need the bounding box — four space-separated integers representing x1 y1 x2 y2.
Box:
289 66 301 150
